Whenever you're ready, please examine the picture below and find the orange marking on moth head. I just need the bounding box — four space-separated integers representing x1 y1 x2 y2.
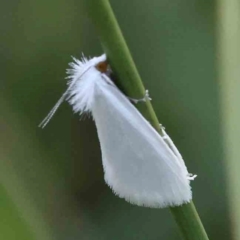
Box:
95 61 108 73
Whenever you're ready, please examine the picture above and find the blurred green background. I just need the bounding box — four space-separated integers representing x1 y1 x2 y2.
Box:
1 0 239 239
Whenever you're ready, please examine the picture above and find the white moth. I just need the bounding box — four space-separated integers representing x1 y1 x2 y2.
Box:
40 54 195 208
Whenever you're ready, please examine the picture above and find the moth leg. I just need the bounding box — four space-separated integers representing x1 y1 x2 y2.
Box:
129 90 152 104
160 125 183 161
187 173 197 180
160 123 197 181
101 74 152 104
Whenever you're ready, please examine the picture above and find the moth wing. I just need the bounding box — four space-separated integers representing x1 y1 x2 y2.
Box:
92 82 192 208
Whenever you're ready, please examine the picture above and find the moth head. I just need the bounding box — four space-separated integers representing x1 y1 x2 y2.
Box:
95 61 108 73
39 54 108 128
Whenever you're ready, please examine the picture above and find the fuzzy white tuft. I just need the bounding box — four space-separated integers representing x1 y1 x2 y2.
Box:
39 54 106 128
67 54 107 114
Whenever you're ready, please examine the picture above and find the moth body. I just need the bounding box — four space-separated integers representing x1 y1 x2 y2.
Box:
40 54 194 208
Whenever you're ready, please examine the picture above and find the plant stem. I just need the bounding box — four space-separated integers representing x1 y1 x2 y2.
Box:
84 0 209 239
171 202 209 240
85 0 160 129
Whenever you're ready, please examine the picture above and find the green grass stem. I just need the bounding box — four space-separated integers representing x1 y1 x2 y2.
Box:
84 0 209 239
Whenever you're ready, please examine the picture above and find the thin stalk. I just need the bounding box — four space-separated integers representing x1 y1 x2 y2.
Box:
84 0 209 239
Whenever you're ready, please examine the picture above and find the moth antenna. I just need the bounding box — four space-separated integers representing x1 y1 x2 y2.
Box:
38 91 68 128
39 64 94 128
